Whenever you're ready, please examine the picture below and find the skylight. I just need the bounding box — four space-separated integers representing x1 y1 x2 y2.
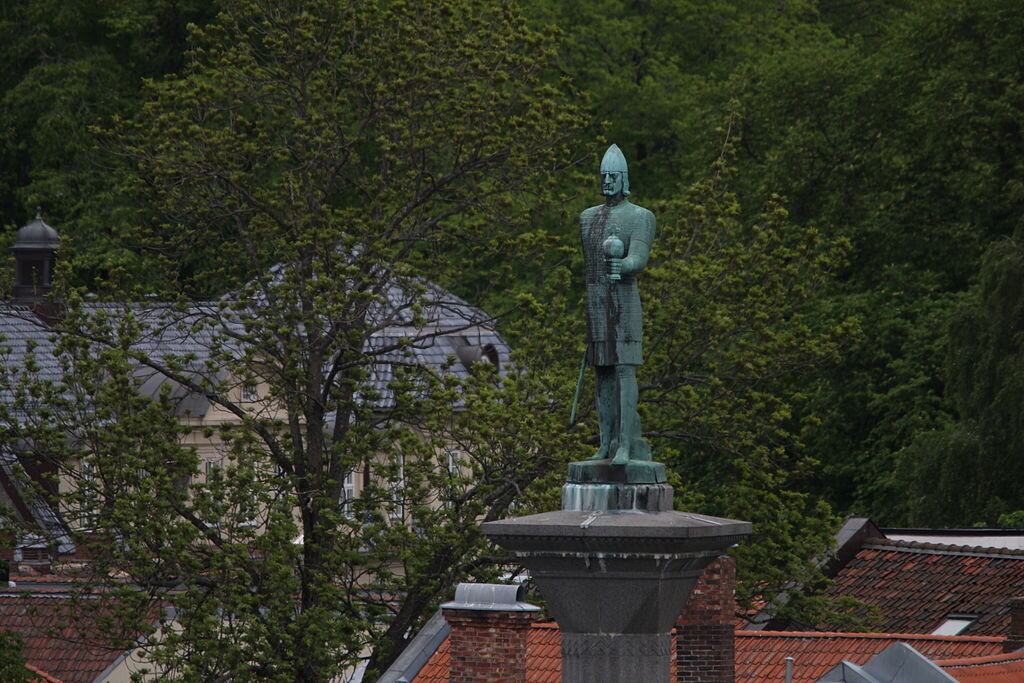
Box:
931 616 975 636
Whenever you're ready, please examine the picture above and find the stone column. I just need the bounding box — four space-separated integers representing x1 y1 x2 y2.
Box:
483 492 750 683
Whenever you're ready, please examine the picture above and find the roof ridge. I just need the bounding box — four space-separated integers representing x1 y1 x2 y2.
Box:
864 538 1024 557
935 650 1024 666
735 630 1005 643
26 663 64 683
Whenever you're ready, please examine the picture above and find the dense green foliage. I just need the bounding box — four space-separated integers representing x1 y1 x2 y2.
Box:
0 631 33 683
898 232 1024 525
515 0 1023 528
4 0 590 679
724 0 1024 522
636 132 855 618
0 0 216 281
3 0 1024 679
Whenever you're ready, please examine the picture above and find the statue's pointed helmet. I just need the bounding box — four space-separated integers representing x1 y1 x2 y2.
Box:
600 144 630 195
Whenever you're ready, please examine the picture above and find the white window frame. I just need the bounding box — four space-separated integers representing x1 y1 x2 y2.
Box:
241 382 259 403
340 471 356 514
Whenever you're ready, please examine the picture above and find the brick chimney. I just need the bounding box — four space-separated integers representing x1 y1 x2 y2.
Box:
441 583 540 683
1004 596 1024 652
676 555 737 683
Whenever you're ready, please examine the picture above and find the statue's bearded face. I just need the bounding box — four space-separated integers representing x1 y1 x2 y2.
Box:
601 171 624 196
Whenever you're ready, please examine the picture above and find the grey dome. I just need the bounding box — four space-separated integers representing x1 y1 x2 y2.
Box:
14 214 60 250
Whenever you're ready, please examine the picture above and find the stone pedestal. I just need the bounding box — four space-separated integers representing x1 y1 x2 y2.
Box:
482 508 751 683
562 481 674 511
567 457 667 484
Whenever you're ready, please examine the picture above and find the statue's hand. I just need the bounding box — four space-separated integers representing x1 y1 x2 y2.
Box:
607 257 622 281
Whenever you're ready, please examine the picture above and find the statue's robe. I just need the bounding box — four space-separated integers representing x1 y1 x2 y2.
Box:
580 200 656 367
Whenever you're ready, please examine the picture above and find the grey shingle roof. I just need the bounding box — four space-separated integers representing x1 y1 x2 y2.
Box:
0 305 64 385
0 277 509 420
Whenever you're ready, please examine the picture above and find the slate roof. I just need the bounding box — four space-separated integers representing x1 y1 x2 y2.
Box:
936 651 1024 682
0 275 509 420
0 593 139 683
0 305 63 393
256 262 492 329
409 625 1006 683
822 539 1024 636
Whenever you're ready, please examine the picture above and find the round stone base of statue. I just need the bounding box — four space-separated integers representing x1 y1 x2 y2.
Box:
562 482 673 512
567 457 667 485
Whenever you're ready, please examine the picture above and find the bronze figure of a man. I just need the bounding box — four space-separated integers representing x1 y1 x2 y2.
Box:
581 144 655 465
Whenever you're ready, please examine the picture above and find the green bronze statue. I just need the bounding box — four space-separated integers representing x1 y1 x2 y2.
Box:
581 144 655 467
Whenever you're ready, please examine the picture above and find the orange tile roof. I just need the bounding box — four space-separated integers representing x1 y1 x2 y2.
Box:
412 623 1006 682
0 594 135 683
411 631 451 681
824 539 1024 635
736 631 1004 681
937 651 1024 682
26 663 64 683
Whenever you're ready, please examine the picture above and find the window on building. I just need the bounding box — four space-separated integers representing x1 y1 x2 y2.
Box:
445 449 462 475
389 463 405 522
205 457 223 481
76 461 99 528
340 471 356 514
241 382 259 402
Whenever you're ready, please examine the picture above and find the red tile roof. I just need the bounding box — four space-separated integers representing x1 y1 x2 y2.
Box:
411 624 1006 682
0 594 135 683
735 630 1004 682
26 663 64 683
937 651 1024 682
824 539 1024 636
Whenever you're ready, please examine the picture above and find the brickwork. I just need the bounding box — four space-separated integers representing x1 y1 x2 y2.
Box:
443 608 535 683
676 555 737 683
1004 596 1024 652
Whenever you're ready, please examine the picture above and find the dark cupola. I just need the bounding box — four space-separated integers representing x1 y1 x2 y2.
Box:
12 209 59 304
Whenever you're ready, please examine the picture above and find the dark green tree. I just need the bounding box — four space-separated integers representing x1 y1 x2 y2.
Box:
2 0 587 680
0 631 33 683
897 231 1024 525
638 122 856 616
0 0 216 284
722 0 1024 521
520 0 832 197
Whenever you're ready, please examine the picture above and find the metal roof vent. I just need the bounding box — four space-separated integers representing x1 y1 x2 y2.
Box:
12 208 59 304
441 583 540 612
